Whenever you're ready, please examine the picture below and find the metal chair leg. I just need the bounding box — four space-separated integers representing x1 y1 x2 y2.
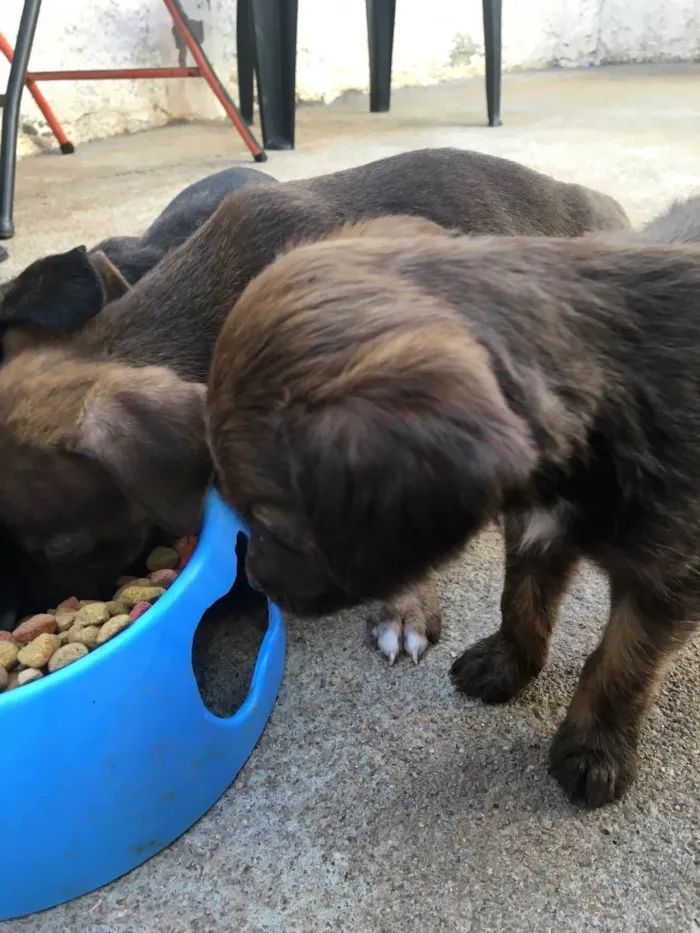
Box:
163 0 266 160
236 0 256 125
0 0 43 240
366 0 396 113
482 0 503 127
0 31 74 154
249 0 298 150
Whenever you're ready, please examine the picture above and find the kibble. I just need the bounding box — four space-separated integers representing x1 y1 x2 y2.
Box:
117 585 165 608
54 610 78 632
146 546 179 573
105 600 128 617
48 643 89 672
0 537 196 692
57 596 80 611
176 536 197 570
149 569 178 589
96 614 132 645
67 625 101 649
128 601 152 622
17 668 43 687
73 602 110 627
12 614 57 645
0 641 19 670
18 633 61 668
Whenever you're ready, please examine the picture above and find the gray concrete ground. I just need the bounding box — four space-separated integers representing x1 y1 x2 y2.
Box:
2 65 700 933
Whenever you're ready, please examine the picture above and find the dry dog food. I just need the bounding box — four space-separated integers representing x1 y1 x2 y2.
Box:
0 536 197 693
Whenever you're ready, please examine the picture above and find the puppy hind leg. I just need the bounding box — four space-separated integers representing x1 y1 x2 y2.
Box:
366 575 442 665
549 581 695 808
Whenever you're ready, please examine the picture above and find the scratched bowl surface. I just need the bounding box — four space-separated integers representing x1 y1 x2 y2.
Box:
0 489 286 921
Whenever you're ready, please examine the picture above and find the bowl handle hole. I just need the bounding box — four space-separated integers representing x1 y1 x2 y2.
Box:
191 533 269 718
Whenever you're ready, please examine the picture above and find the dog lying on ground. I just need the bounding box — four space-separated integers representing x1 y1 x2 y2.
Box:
93 165 278 283
206 213 700 807
0 148 629 642
0 165 277 347
0 148 629 357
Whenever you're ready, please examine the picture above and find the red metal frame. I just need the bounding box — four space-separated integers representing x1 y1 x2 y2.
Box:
0 30 72 152
29 68 202 81
0 0 264 160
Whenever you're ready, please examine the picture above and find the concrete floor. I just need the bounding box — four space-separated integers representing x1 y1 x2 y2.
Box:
2 65 700 932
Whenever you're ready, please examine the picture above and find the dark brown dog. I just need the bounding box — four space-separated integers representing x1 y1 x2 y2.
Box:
0 148 628 640
206 217 700 807
0 165 277 348
0 147 629 362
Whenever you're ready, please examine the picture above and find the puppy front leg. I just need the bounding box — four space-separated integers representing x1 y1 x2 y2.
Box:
451 515 578 702
549 583 694 808
366 575 442 665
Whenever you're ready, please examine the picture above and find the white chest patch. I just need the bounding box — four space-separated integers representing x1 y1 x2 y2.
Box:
518 506 565 553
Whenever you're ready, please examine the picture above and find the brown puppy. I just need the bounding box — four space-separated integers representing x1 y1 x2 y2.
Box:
207 218 700 807
598 191 700 247
0 248 130 359
0 147 629 364
0 147 628 644
631 192 700 244
0 353 210 609
0 165 277 350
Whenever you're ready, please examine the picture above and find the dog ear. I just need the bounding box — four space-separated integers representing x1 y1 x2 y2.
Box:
0 245 127 334
284 367 537 600
88 250 131 302
76 366 211 535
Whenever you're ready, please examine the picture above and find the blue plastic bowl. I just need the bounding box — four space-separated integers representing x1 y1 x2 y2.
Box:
0 489 286 921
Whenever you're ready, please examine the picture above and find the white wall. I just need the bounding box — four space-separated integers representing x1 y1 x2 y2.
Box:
3 0 700 158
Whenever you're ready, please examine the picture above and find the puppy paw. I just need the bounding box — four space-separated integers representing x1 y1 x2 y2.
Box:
366 586 441 665
450 632 538 703
548 721 638 808
367 616 425 665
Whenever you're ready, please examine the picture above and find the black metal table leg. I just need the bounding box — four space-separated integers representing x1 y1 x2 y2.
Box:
482 0 502 127
366 0 396 113
0 0 42 240
236 0 256 125
249 0 298 150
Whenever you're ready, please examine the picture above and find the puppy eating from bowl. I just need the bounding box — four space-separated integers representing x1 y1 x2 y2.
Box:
0 147 630 648
206 214 700 808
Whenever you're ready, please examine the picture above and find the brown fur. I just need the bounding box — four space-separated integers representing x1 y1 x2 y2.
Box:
0 148 628 630
614 192 700 245
0 352 209 605
0 147 629 367
0 165 277 347
206 219 700 807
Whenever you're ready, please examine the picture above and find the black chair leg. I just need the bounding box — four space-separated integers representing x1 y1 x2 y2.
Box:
236 0 256 125
0 0 42 240
366 0 396 113
249 0 298 150
482 0 502 127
